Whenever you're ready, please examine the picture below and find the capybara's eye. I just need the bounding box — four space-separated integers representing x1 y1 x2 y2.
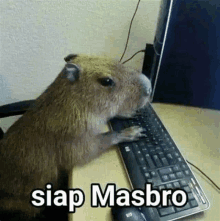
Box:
98 77 115 87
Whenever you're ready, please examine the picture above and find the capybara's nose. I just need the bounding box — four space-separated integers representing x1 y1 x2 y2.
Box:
138 74 152 97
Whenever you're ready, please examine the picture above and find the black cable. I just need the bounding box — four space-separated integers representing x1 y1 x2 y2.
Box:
122 49 145 64
119 0 141 63
186 160 220 191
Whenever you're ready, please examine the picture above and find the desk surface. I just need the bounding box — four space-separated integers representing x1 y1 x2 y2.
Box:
70 103 220 221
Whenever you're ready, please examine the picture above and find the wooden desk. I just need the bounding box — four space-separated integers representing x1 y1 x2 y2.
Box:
71 103 220 221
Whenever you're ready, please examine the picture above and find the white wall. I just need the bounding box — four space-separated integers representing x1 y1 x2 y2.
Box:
0 0 161 130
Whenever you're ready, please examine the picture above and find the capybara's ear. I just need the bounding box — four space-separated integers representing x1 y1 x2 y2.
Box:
64 54 78 62
62 63 80 83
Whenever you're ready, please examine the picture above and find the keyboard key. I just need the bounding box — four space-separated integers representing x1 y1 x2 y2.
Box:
139 141 146 147
133 150 142 158
162 175 169 182
176 172 184 178
190 199 198 208
167 153 176 164
164 147 170 152
175 203 191 212
166 183 173 189
155 146 162 152
174 152 180 157
145 154 155 169
188 193 195 200
161 143 167 147
140 166 148 172
169 173 176 180
173 181 181 188
180 180 188 186
141 148 148 155
152 155 162 167
173 165 181 172
181 163 188 170
144 172 151 179
149 148 156 154
134 150 142 156
177 157 183 162
136 156 146 166
141 121 148 127
158 151 164 156
150 171 157 177
183 186 191 193
145 137 150 143
159 167 173 175
158 207 175 216
170 146 175 151
146 144 154 148
161 157 169 166
146 179 153 183
184 170 191 176
132 144 140 151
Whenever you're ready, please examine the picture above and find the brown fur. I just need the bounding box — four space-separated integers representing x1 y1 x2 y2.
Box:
0 54 151 219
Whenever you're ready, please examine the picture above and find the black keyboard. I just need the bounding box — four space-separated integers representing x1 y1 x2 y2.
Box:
109 104 210 221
